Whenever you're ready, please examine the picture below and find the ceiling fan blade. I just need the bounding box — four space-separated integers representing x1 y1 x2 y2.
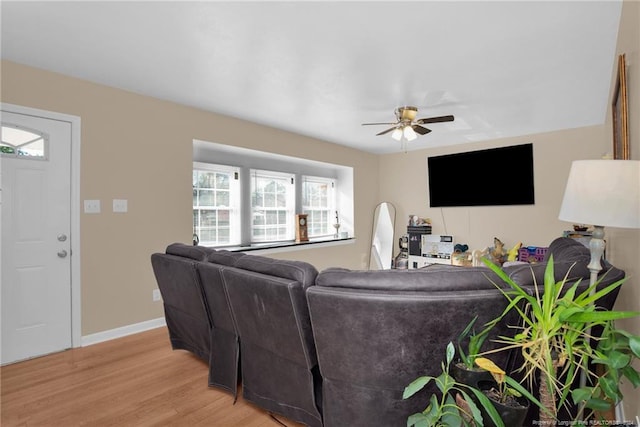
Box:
416 115 455 125
412 125 432 135
362 122 397 126
376 127 398 136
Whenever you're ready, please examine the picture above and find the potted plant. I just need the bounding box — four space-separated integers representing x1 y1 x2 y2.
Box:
482 255 640 424
452 316 495 388
474 357 530 427
404 342 505 427
571 319 640 423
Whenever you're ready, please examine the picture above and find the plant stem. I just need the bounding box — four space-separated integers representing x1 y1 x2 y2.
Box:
539 361 558 425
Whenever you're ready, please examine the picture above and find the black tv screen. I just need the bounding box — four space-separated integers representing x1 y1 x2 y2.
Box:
428 143 535 207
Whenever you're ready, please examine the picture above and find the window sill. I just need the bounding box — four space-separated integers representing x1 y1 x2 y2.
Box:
223 236 355 255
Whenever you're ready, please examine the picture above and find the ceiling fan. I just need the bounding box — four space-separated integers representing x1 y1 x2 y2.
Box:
362 106 454 142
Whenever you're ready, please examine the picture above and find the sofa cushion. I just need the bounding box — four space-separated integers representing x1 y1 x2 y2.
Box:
234 255 318 288
166 243 215 261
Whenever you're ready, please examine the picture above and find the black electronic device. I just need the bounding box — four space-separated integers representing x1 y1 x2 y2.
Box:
427 143 535 207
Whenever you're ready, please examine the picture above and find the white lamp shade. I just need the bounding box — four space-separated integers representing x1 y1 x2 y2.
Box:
391 128 403 141
403 126 417 141
559 160 640 229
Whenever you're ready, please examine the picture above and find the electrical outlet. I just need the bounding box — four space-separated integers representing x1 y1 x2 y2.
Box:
113 199 128 213
84 199 101 214
152 289 161 302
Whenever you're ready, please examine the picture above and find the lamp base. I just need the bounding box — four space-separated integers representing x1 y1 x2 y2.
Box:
588 225 605 286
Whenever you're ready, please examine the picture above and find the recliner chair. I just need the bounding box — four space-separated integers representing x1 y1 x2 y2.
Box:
150 244 214 361
221 255 323 427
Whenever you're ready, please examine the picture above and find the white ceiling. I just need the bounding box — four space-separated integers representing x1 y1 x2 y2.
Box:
1 1 622 154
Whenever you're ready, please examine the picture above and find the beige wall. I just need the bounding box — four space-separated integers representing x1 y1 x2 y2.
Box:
607 0 640 420
379 125 608 250
0 60 379 335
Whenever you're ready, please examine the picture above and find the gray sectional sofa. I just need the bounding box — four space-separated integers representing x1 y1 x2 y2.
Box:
150 237 625 426
151 243 322 426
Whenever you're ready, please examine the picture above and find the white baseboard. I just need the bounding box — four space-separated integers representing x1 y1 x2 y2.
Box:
81 317 166 347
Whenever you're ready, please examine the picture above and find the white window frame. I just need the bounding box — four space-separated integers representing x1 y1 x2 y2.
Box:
302 175 336 238
193 162 241 246
250 169 295 243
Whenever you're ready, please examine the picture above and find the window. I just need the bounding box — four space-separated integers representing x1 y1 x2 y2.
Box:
303 176 335 238
193 163 240 246
0 124 47 159
251 170 295 243
193 139 354 249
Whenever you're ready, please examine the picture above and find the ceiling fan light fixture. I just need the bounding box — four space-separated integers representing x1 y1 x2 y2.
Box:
391 128 403 141
403 125 417 141
362 106 454 149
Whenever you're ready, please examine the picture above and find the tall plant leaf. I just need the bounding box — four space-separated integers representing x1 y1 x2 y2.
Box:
467 386 505 427
403 376 432 399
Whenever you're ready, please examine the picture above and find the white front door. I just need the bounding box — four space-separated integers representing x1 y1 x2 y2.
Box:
1 111 73 364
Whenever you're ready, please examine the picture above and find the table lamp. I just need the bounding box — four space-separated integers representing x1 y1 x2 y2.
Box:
559 160 640 285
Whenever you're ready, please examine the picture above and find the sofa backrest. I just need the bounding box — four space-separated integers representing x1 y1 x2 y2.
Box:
315 266 506 292
220 259 322 426
306 285 517 427
222 265 318 369
504 237 625 311
166 242 215 261
151 253 210 325
207 249 246 266
150 252 211 361
196 259 242 395
234 254 318 288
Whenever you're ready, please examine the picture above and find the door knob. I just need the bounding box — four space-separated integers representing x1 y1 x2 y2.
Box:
57 250 68 258
57 234 67 242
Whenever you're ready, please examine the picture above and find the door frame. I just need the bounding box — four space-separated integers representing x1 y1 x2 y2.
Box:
1 102 82 349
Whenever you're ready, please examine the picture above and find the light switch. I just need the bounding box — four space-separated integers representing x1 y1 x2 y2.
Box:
113 199 128 213
84 199 101 214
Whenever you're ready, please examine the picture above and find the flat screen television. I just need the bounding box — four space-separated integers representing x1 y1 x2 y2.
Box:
428 143 535 207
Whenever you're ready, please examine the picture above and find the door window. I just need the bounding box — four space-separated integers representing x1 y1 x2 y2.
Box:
1 124 47 159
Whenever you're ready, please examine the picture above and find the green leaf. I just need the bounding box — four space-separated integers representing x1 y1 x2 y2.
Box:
580 279 627 307
467 386 505 427
407 412 431 427
504 375 550 417
425 394 439 418
599 375 621 401
446 341 455 366
607 350 631 369
403 376 432 399
585 397 613 412
441 394 462 426
558 306 584 322
435 372 450 394
457 389 483 425
459 316 478 341
565 310 640 323
506 386 522 398
629 335 640 358
571 386 594 404
622 365 640 387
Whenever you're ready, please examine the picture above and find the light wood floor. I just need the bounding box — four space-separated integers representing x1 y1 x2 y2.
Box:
1 327 305 426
